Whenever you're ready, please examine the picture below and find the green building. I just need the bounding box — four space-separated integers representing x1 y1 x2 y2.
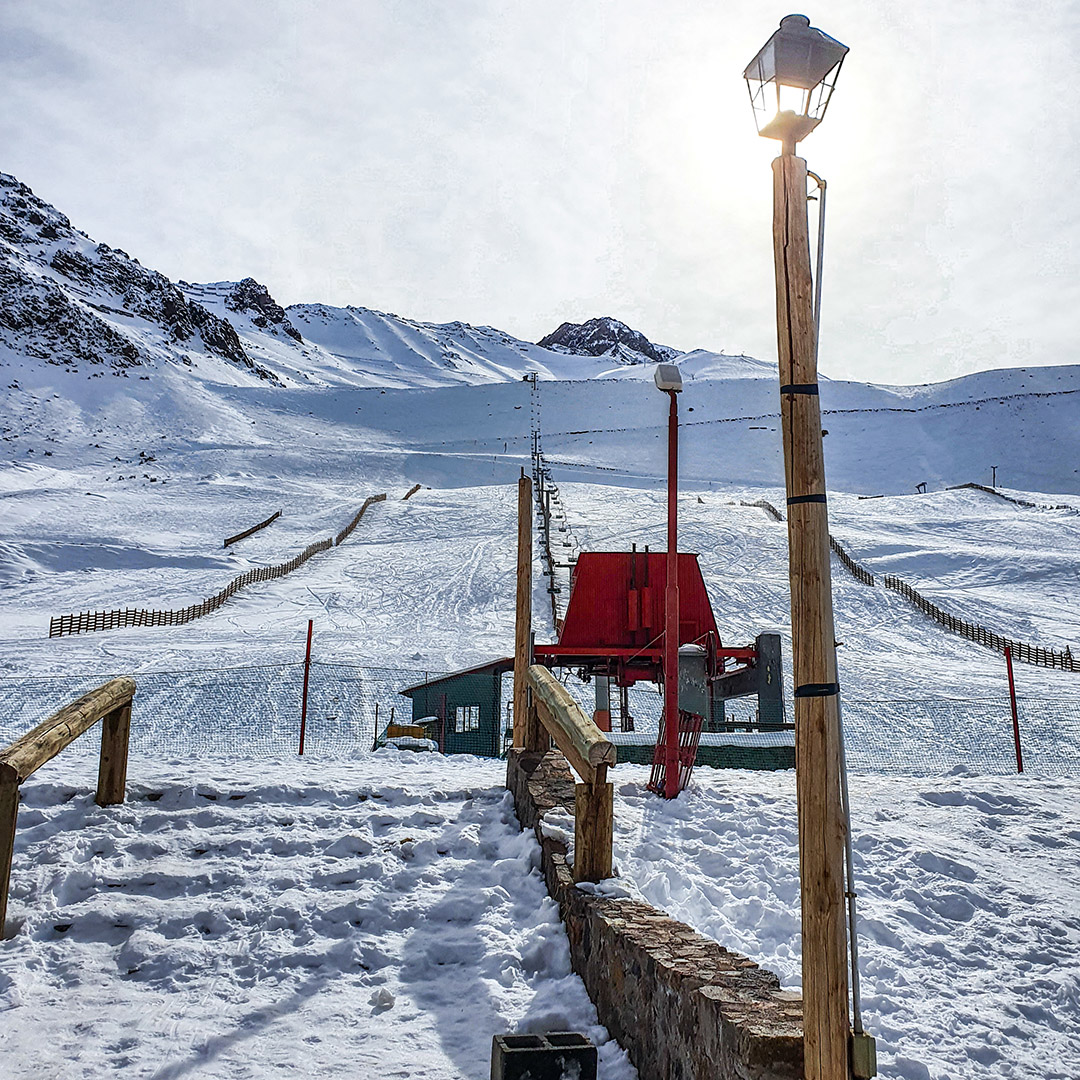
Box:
398 659 513 757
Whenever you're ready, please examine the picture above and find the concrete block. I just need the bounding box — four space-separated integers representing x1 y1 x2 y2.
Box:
490 1032 597 1080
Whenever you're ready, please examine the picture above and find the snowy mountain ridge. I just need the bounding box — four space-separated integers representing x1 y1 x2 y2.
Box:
0 172 717 392
4 170 1080 496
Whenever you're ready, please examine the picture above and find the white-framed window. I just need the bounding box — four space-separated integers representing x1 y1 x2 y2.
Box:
455 704 480 732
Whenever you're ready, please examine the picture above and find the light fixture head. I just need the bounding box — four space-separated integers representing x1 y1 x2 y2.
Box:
744 14 848 152
654 364 683 392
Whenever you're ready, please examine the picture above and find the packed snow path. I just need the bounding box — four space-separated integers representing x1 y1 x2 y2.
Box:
0 750 636 1080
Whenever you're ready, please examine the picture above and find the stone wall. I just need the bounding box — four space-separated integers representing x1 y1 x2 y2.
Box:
507 748 804 1080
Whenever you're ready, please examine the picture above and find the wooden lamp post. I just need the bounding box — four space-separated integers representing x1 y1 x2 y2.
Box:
744 15 874 1080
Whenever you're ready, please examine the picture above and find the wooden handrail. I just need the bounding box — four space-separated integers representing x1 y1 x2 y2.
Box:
526 665 616 784
1 678 135 932
524 665 615 884
223 509 281 547
0 677 135 783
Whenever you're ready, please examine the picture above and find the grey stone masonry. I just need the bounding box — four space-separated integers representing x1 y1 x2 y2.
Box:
507 748 804 1080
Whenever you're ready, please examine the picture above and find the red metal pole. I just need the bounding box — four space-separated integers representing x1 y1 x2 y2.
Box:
299 618 313 756
663 390 680 798
1005 646 1023 773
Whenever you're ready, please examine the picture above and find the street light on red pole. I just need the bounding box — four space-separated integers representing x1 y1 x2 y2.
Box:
655 362 683 799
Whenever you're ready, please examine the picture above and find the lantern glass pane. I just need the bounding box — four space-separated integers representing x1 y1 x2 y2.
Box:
743 17 848 144
744 58 842 140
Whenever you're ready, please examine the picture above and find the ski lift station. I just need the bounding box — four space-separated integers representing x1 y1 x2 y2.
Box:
393 548 791 770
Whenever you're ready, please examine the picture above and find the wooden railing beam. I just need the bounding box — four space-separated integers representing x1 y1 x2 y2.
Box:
1 678 135 934
527 665 615 783
0 678 136 783
524 665 616 884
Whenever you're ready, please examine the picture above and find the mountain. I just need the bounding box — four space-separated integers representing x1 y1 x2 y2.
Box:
0 173 282 385
537 316 680 364
3 170 1080 498
0 173 705 392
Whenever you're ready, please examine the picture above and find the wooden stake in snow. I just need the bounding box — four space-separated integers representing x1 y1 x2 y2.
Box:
299 620 313 756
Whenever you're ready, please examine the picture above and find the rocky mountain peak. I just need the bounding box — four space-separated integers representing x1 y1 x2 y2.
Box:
0 174 280 382
537 316 680 364
225 278 303 342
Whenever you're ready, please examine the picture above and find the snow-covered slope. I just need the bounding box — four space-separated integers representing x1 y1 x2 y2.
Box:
3 174 1080 1080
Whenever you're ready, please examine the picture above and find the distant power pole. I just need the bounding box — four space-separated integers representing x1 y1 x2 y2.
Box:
991 465 998 488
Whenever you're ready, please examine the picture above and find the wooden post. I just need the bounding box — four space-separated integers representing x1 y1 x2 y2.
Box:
1005 646 1024 773
299 618 313 756
574 767 613 883
772 151 850 1080
514 472 533 748
95 702 131 806
0 771 17 933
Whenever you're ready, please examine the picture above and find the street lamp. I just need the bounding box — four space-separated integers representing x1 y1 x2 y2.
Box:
744 14 848 156
745 15 875 1080
654 363 682 799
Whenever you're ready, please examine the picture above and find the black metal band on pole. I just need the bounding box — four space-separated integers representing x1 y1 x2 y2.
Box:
795 682 840 698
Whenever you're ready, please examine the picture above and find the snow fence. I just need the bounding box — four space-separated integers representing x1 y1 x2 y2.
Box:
0 664 1078 774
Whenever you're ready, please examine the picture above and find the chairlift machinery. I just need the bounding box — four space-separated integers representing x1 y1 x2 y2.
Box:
532 544 785 791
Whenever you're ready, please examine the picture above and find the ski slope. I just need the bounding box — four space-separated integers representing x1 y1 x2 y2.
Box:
4 169 1080 1079
3 365 1080 1078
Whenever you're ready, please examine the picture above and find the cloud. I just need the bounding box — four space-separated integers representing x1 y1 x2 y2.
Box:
2 0 1078 382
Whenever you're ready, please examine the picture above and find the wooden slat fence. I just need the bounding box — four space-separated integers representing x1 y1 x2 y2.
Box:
828 535 875 587
745 496 1076 672
50 492 389 638
879 574 1077 671
741 499 785 522
335 493 387 546
224 509 281 547
403 484 421 500
948 483 1078 514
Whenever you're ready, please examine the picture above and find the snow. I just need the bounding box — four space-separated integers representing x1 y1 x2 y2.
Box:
609 767 1080 1080
4 181 1080 1076
0 749 636 1080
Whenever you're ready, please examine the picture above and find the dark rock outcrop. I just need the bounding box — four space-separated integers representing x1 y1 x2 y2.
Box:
538 316 680 364
0 172 280 382
226 277 303 341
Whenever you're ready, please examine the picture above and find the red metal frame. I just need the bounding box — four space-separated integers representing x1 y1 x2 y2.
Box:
532 645 756 662
662 390 680 797
648 710 704 796
554 552 720 655
529 394 760 799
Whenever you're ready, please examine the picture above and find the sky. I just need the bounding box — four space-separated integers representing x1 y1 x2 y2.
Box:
2 0 1078 386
